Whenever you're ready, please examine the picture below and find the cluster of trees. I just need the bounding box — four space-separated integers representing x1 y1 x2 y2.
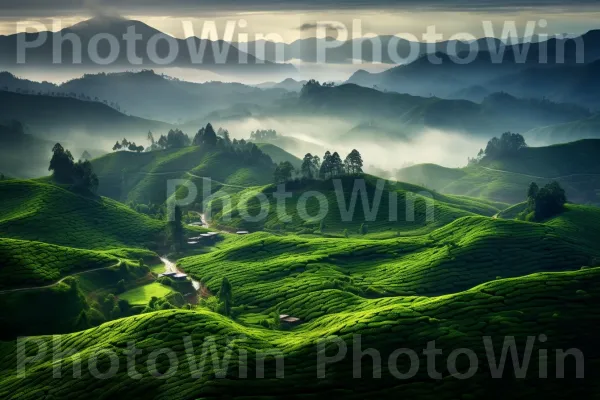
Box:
300 80 336 97
201 277 234 317
275 150 364 184
526 181 567 221
49 143 99 193
473 132 527 162
250 129 277 141
112 138 145 153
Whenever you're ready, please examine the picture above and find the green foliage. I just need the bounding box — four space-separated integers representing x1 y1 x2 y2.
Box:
526 181 567 221
219 277 233 316
0 238 117 289
2 267 600 398
0 180 164 249
49 143 99 193
273 161 295 184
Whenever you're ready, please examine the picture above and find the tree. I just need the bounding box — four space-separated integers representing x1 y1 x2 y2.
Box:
121 138 130 149
301 153 315 179
344 149 363 175
526 181 566 221
168 205 184 249
319 151 332 179
193 123 218 147
49 143 75 183
166 129 191 148
80 150 92 161
72 160 99 193
112 141 122 151
147 131 155 145
157 135 168 150
274 161 294 184
527 182 539 209
330 152 344 177
484 132 527 159
219 277 233 316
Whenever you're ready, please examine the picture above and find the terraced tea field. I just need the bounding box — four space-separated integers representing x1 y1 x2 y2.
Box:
179 205 600 315
207 175 506 235
0 180 164 249
1 266 598 399
0 238 118 289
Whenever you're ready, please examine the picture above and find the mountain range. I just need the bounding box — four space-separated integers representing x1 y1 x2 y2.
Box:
0 16 297 80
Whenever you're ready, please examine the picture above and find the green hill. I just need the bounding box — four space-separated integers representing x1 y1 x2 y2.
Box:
0 180 164 249
92 145 276 205
395 140 600 205
180 205 600 311
526 114 600 142
254 143 302 168
1 265 598 399
0 90 171 142
206 175 505 235
0 238 120 290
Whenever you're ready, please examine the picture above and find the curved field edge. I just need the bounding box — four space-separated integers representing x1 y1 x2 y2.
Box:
0 267 598 399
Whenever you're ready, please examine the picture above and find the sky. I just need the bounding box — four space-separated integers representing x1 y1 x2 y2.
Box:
0 1 599 42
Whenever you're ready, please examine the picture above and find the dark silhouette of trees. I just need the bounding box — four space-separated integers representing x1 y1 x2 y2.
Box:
49 143 75 183
274 161 295 183
219 277 233 316
193 123 218 147
344 149 363 174
72 160 99 193
157 134 168 150
250 129 277 141
484 132 527 159
80 150 92 161
166 129 191 149
112 141 122 151
526 181 566 221
168 205 184 250
49 143 98 193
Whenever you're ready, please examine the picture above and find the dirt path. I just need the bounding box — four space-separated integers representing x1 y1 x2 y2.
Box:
0 260 122 295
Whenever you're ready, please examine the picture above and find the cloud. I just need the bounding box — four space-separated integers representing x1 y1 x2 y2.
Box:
298 22 346 32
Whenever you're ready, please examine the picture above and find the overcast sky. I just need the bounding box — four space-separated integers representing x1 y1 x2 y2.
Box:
1 0 599 41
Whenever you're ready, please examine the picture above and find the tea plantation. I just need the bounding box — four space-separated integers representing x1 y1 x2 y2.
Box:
91 146 275 205
179 205 600 314
0 238 118 289
1 266 598 399
0 180 164 249
207 175 506 234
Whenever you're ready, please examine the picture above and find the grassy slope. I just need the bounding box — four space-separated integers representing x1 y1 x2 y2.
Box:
1 266 598 399
0 238 119 289
180 205 600 312
92 146 275 204
396 140 600 205
254 143 302 168
0 180 164 250
207 175 505 235
119 282 173 305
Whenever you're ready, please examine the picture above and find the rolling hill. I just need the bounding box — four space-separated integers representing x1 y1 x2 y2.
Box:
1 264 598 398
0 179 165 249
92 144 277 205
396 140 600 204
218 83 591 140
205 174 506 235
0 90 171 142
